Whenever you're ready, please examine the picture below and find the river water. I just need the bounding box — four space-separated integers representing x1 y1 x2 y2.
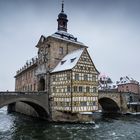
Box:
0 107 140 140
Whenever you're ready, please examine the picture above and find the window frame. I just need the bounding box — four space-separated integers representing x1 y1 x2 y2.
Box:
59 47 63 55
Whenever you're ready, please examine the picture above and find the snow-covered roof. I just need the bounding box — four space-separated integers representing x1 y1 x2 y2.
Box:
51 30 85 46
99 82 118 90
107 83 118 89
98 74 139 90
51 48 84 73
116 76 139 85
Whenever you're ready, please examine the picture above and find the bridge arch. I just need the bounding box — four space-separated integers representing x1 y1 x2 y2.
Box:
0 98 49 119
99 97 120 113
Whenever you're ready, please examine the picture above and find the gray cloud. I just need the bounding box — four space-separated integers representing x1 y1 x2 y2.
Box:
0 0 140 90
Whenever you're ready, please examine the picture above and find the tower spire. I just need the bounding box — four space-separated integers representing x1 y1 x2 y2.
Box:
57 0 68 32
61 0 64 13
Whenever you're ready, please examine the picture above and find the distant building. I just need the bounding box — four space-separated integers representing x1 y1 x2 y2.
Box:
117 76 139 94
98 74 117 92
98 75 139 94
15 2 99 121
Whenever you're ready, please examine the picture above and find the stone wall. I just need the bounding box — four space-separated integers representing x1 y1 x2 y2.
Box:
47 36 86 70
15 65 37 92
51 110 93 123
118 83 139 94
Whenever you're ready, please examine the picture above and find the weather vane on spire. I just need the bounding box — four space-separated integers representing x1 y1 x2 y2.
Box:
61 0 64 13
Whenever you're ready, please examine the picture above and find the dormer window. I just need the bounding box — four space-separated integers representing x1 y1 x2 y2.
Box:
61 60 66 65
71 57 76 63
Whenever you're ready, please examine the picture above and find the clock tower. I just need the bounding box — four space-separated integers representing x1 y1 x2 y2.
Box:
36 1 84 92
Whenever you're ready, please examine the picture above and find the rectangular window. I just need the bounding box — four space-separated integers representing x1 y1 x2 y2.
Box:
80 101 87 106
73 86 78 92
84 74 88 81
57 77 59 81
55 102 58 106
75 74 79 80
52 76 56 82
25 73 27 80
28 85 29 91
73 102 77 106
67 74 70 80
86 87 90 92
34 83 36 91
25 86 27 91
67 85 71 92
53 87 56 92
89 101 96 106
59 89 61 93
93 87 97 93
66 102 69 107
30 85 32 91
79 86 83 92
92 76 96 81
59 47 63 55
80 66 83 70
60 102 63 106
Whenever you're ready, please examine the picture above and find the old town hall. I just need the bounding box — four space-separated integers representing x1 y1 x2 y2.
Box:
15 2 99 122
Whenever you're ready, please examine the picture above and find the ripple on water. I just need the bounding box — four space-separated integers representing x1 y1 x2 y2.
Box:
0 107 16 140
0 107 7 115
0 116 14 132
1 108 140 140
93 124 100 129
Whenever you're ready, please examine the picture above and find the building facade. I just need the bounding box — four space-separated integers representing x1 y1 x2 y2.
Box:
15 3 99 122
15 57 38 92
117 76 139 94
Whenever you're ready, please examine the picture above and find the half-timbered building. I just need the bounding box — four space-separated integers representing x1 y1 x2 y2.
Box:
14 2 99 122
51 48 98 113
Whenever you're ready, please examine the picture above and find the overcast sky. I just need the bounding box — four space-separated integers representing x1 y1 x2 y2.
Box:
0 0 140 90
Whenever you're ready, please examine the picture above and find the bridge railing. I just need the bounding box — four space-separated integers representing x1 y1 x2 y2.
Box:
0 91 47 96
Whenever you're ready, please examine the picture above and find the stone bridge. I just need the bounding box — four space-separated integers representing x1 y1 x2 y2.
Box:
0 91 50 119
98 91 133 113
0 91 138 117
